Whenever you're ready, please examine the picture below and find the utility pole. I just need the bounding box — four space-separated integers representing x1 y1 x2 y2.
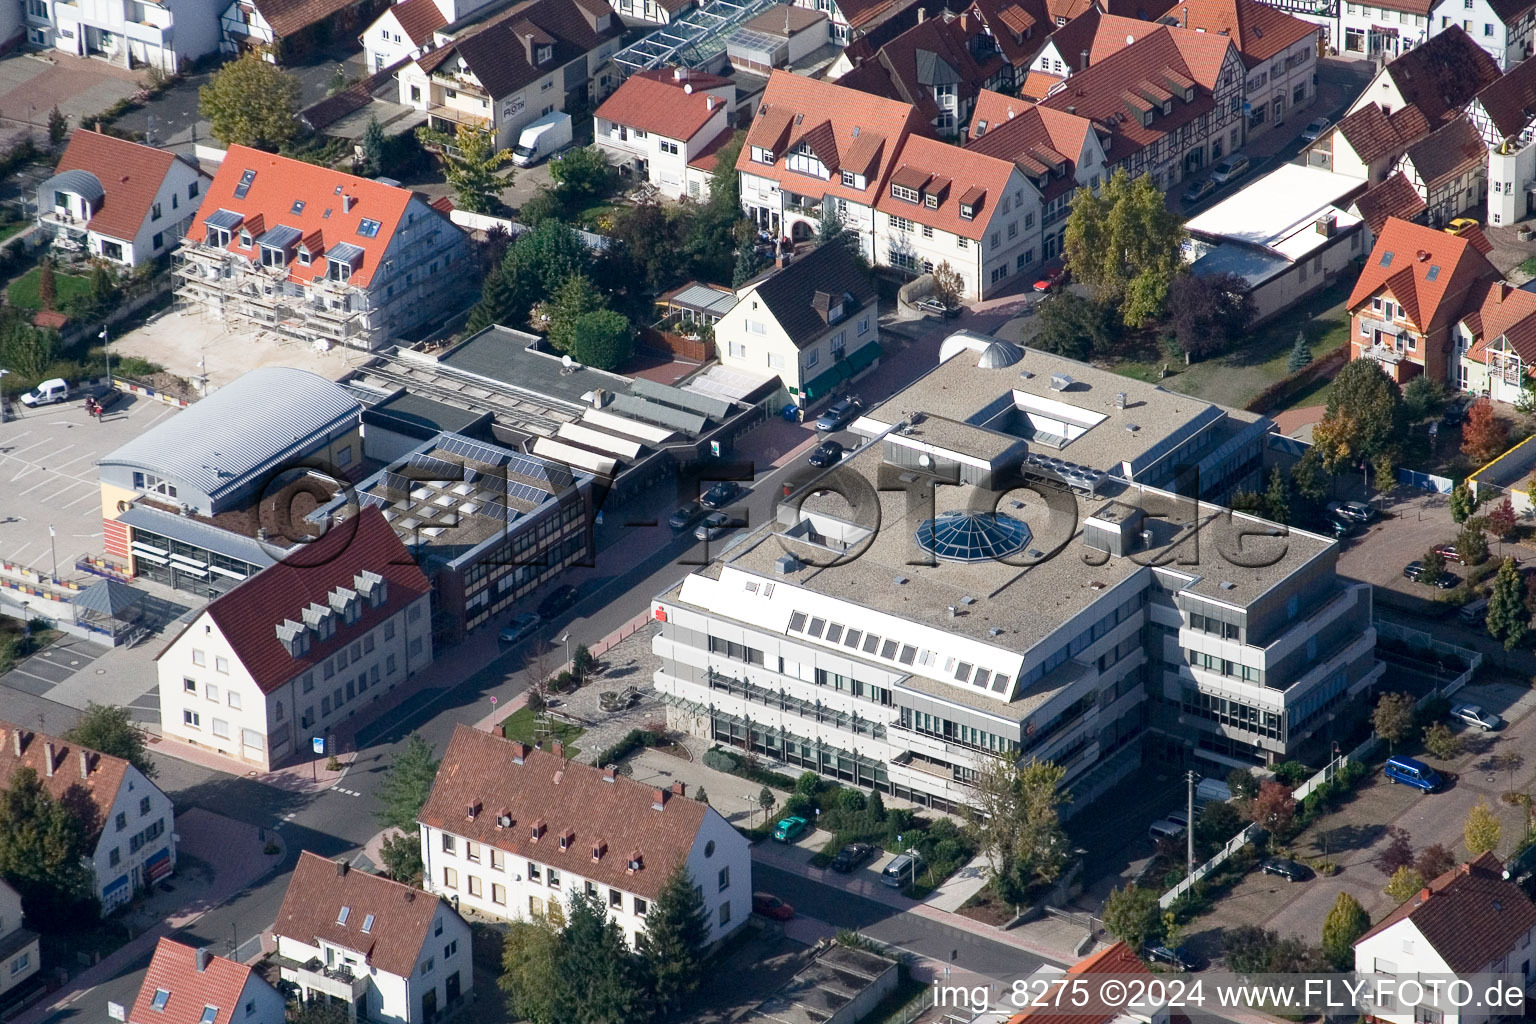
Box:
1186 769 1199 877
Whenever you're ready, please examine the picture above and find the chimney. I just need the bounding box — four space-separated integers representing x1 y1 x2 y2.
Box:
79 750 90 779
1461 861 1473 875
552 740 564 759
1182 5 1187 26
510 741 527 765
343 195 356 213
1081 49 1089 68
43 741 54 777
1500 282 1513 301
917 5 926 19
604 765 617 782
672 780 686 798
11 730 20 757
706 96 716 111
336 860 349 877
652 787 668 810
195 948 211 973
674 66 689 81
961 12 969 30
1419 886 1432 902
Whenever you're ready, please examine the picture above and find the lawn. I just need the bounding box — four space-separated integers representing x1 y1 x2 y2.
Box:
1108 278 1357 412
0 221 25 244
8 265 93 311
500 705 583 754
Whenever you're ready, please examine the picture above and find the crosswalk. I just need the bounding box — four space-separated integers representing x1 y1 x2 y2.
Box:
333 787 363 797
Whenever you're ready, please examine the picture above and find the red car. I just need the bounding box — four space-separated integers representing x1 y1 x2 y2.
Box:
1034 263 1068 292
752 892 795 921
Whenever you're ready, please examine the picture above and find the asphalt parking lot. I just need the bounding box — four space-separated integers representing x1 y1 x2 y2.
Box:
0 389 181 577
0 634 104 697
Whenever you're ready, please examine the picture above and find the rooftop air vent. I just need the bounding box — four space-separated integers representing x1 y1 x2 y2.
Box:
1219 581 1236 590
946 605 958 618
960 595 976 606
1049 373 1075 391
1115 392 1127 409
988 627 1003 636
775 554 800 574
1126 423 1140 432
894 576 909 584
1019 370 1034 379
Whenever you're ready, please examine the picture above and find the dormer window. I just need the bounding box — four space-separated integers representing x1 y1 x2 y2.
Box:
297 247 312 266
559 829 574 851
891 184 920 203
239 230 252 248
259 245 287 269
627 850 643 871
828 301 844 322
207 226 231 247
751 146 774 164
536 44 552 62
924 193 938 209
530 820 546 841
960 203 975 220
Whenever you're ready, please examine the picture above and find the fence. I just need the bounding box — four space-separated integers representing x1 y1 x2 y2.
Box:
1374 616 1482 699
1266 432 1455 495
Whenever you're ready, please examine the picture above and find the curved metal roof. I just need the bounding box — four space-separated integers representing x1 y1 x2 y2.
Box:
40 168 105 205
914 510 1033 563
937 329 1022 368
99 367 361 507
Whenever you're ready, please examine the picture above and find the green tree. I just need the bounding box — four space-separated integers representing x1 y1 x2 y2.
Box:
1290 449 1327 505
467 267 517 331
708 131 744 210
1102 884 1164 950
1262 466 1291 524
1420 547 1447 583
518 187 566 226
481 221 593 331
374 735 440 832
932 261 965 309
548 146 611 205
560 891 654 1022
1403 376 1445 422
290 1000 351 1024
758 785 775 819
1450 482 1478 524
1384 865 1427 903
1517 379 1536 416
1465 799 1501 856
1032 292 1118 361
37 259 56 312
360 115 385 177
609 202 685 295
637 864 710 1014
971 755 1071 904
64 702 156 779
732 241 766 287
1227 769 1259 800
416 123 511 214
0 766 96 923
568 310 634 371
199 51 301 150
1166 271 1254 360
1063 168 1184 326
1422 722 1464 761
817 202 859 259
499 917 565 1024
47 106 67 148
1373 692 1416 751
1286 331 1311 373
693 786 709 804
545 273 608 353
1321 892 1370 968
1457 518 1490 566
1311 360 1404 473
1487 556 1528 651
379 829 423 883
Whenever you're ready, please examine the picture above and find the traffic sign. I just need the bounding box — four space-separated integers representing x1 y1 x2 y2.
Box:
312 737 325 755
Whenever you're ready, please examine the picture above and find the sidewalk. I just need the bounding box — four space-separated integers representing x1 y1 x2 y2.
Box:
13 808 284 1024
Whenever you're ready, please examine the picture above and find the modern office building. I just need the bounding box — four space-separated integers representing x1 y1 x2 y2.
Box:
652 332 1383 812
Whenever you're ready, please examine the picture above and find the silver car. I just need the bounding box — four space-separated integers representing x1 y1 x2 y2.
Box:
1451 703 1503 731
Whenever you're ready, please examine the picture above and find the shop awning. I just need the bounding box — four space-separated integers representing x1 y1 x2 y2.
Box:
798 341 881 402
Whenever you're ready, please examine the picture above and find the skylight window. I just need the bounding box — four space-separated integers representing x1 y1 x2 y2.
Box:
1380 251 1394 267
337 906 351 925
1426 265 1441 281
788 611 807 632
843 629 862 648
362 914 376 933
291 200 306 214
234 169 256 200
357 218 382 238
152 990 170 1011
200 1007 217 1024
807 617 825 638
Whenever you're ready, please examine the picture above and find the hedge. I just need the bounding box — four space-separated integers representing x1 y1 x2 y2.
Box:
1245 341 1350 414
595 727 660 767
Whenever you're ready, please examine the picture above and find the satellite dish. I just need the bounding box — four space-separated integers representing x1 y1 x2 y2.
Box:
918 453 933 468
562 354 575 370
1126 33 1136 43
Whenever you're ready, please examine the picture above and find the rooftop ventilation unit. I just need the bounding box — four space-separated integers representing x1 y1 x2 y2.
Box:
1049 373 1075 391
1220 581 1237 590
960 595 976 606
775 554 800 574
988 627 1003 636
1115 392 1127 409
946 605 958 618
894 576 909 584
1019 370 1035 379
1126 423 1140 432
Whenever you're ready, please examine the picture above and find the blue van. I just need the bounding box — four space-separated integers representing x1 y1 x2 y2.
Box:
1385 756 1442 792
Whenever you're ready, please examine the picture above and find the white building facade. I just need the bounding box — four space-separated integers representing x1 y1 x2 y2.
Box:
1340 0 1431 57
25 0 220 70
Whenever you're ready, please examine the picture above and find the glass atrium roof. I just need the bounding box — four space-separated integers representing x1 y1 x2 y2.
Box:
914 510 1033 563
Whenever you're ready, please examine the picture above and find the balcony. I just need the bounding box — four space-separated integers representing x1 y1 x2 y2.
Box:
273 956 368 1003
124 18 169 45
426 104 492 131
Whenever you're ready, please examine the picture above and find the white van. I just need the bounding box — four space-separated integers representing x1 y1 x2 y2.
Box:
20 378 69 406
1196 778 1233 807
881 852 922 887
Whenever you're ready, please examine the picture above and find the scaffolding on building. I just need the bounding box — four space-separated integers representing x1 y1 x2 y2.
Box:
611 0 783 74
173 246 375 350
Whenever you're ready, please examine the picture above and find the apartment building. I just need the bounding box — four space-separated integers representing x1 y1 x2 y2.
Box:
129 940 285 1024
1339 0 1432 56
1309 101 1433 181
1176 0 1321 141
1429 0 1536 68
0 721 176 915
397 0 624 152
155 508 434 771
273 853 472 1024
175 146 472 351
714 242 881 407
0 881 38 1003
875 133 1041 296
418 726 752 948
737 70 929 254
788 0 921 46
968 93 1108 263
593 67 734 200
24 0 220 71
1343 25 1500 123
653 332 1381 811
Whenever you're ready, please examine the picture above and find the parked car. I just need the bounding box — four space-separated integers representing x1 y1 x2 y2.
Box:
19 378 69 407
1260 856 1312 882
90 386 127 415
1432 543 1469 565
808 440 845 468
1328 501 1378 523
816 396 864 432
1451 703 1504 731
1148 817 1187 843
773 816 809 843
537 584 580 619
1033 263 1069 292
498 613 540 644
1446 217 1480 236
1327 515 1363 539
1403 561 1457 588
1301 117 1331 142
1443 396 1473 425
1384 755 1442 792
1459 597 1489 625
1181 177 1217 205
1210 154 1250 184
831 842 874 873
882 851 923 887
1145 945 1201 971
668 501 705 531
694 511 739 542
752 892 795 920
700 480 743 509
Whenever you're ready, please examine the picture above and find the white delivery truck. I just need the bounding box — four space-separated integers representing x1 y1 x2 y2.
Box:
20 378 70 406
512 111 574 167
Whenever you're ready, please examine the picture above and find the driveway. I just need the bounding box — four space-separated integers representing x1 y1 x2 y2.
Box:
0 52 142 148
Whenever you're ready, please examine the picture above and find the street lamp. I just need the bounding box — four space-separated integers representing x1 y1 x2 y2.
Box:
0 368 9 423
558 633 571 674
20 601 29 638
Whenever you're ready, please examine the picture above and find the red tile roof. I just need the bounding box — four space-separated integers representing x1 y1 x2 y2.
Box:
966 0 1054 68
1403 114 1486 189
1352 172 1427 236
738 70 931 206
1335 102 1418 165
595 67 733 142
275 853 448 978
969 97 1096 201
188 145 438 290
129 939 265 1024
53 130 184 243
1173 0 1319 65
1467 279 1536 362
688 126 737 171
391 0 448 45
171 507 430 695
833 12 1006 123
876 134 1019 238
1381 26 1501 124
0 721 131 839
1358 853 1536 972
1019 69 1064 100
1472 54 1536 140
1348 216 1499 336
250 0 359 37
1007 943 1151 1024
420 725 725 901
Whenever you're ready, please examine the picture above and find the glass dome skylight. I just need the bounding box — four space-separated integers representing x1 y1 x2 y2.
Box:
914 510 1032 563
